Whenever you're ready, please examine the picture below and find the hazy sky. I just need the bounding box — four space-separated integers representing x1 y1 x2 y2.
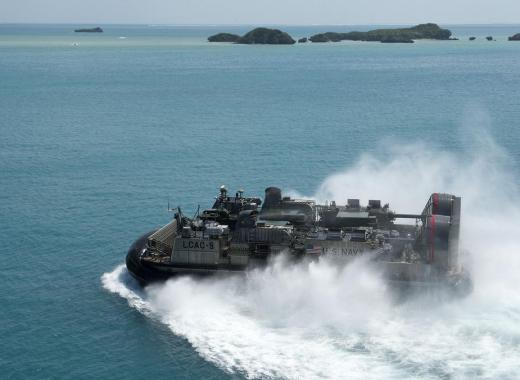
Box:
2 0 520 25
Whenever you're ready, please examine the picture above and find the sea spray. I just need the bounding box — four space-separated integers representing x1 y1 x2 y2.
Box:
103 138 520 379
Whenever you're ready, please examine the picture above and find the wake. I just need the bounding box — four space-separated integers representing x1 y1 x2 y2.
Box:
103 135 520 379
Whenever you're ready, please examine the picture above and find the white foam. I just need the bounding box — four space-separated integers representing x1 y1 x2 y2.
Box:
102 133 520 379
101 264 152 316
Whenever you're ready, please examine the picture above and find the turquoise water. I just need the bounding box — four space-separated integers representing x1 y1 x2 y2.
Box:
2 24 520 379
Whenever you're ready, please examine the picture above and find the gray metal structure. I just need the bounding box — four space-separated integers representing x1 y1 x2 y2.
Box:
126 186 471 294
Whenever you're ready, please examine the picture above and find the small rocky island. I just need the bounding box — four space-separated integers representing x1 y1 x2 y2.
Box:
509 33 520 41
208 33 241 42
74 27 103 33
208 27 295 44
238 28 295 44
309 23 452 43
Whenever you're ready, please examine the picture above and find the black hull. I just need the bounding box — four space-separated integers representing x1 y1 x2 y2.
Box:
125 230 170 285
125 231 248 285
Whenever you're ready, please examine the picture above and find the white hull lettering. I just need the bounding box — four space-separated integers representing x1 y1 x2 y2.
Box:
322 247 364 256
182 240 215 250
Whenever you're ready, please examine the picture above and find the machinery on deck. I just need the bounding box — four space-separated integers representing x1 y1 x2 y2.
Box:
126 186 471 294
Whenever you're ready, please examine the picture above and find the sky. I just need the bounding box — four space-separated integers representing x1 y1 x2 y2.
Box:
2 0 520 25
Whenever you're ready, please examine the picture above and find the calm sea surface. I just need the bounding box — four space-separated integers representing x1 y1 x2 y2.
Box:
2 24 520 379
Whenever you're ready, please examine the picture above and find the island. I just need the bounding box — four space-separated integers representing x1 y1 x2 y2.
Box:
486 36 493 41
380 36 414 43
236 28 295 44
298 37 308 43
508 33 520 41
469 36 476 41
309 23 452 43
208 27 295 45
208 33 241 42
74 27 103 33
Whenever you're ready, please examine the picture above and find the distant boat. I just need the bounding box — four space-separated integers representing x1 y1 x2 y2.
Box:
74 27 103 33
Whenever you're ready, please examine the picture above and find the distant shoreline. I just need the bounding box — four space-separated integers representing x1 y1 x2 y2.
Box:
1 22 520 27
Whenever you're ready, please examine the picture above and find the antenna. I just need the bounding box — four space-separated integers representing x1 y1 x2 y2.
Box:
192 204 200 219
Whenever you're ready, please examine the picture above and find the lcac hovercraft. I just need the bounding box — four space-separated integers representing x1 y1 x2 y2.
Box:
126 186 471 295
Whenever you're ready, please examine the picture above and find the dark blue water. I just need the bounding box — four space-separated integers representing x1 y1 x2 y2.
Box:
2 24 520 379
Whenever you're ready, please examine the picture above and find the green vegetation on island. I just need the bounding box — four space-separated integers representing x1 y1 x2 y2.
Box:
509 33 520 41
237 28 295 44
309 23 452 43
74 27 103 33
208 24 459 46
381 36 414 43
208 27 295 44
208 33 241 42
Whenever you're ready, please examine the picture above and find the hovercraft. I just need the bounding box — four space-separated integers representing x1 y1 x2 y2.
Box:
126 186 472 295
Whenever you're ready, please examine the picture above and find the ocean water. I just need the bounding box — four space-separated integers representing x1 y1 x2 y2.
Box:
2 24 520 379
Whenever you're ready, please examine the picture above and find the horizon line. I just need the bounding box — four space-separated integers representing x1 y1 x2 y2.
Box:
1 22 520 27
